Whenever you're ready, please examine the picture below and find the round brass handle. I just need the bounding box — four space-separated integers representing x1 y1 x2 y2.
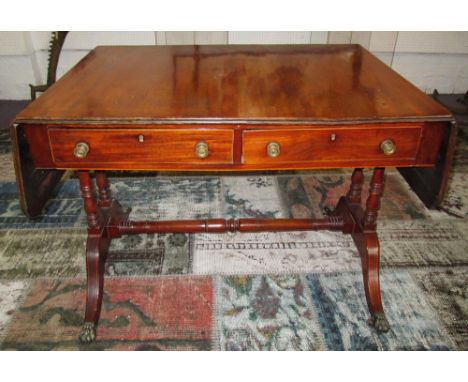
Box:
380 139 396 155
74 142 90 159
195 141 209 159
267 142 281 158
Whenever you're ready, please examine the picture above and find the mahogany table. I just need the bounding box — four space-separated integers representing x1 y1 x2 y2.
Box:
11 45 456 343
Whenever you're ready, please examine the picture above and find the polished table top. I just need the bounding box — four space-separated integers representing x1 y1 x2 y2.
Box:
16 44 451 125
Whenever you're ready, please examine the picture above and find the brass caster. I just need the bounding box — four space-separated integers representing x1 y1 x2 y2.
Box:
79 322 96 343
122 206 132 215
368 312 390 333
323 206 334 216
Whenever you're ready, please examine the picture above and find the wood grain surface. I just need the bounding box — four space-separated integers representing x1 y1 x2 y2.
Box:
242 126 421 165
21 121 448 171
15 45 451 125
48 128 234 166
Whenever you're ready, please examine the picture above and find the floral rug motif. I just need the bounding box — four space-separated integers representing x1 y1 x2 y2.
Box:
214 275 325 350
1 277 213 350
221 176 286 218
279 171 430 220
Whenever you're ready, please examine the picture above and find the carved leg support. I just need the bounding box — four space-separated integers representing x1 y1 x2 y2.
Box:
80 230 112 343
333 168 390 333
78 171 104 343
78 171 130 343
360 168 389 332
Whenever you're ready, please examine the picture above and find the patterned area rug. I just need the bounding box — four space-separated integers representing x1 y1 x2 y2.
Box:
0 129 10 154
1 277 213 350
0 113 467 350
0 170 466 350
440 123 468 218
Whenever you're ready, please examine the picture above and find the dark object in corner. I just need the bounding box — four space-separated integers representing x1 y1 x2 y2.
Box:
10 124 64 218
398 90 465 209
29 31 69 100
433 89 468 116
398 120 458 208
18 31 69 213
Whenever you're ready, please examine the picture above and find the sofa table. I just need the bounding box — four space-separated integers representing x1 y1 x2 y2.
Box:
11 45 455 343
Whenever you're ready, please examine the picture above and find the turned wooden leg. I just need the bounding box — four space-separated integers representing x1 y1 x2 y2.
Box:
346 168 364 205
95 171 112 208
358 167 389 332
363 168 385 231
78 171 109 343
79 171 101 230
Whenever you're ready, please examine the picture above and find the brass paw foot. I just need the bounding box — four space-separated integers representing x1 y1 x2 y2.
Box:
323 206 334 216
122 205 132 215
368 312 390 333
79 322 96 343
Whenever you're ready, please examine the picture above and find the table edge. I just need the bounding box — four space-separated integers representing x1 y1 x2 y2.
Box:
14 115 455 126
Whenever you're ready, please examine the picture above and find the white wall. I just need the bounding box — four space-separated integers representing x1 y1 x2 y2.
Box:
0 31 467 99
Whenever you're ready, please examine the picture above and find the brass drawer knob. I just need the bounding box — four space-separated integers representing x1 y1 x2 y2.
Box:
74 142 90 158
267 142 281 158
380 139 396 155
195 141 209 159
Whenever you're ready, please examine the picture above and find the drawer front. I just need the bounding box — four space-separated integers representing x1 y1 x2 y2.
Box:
48 128 234 166
242 127 422 166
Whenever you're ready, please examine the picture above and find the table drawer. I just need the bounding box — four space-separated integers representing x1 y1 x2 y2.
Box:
48 128 234 166
242 127 422 166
